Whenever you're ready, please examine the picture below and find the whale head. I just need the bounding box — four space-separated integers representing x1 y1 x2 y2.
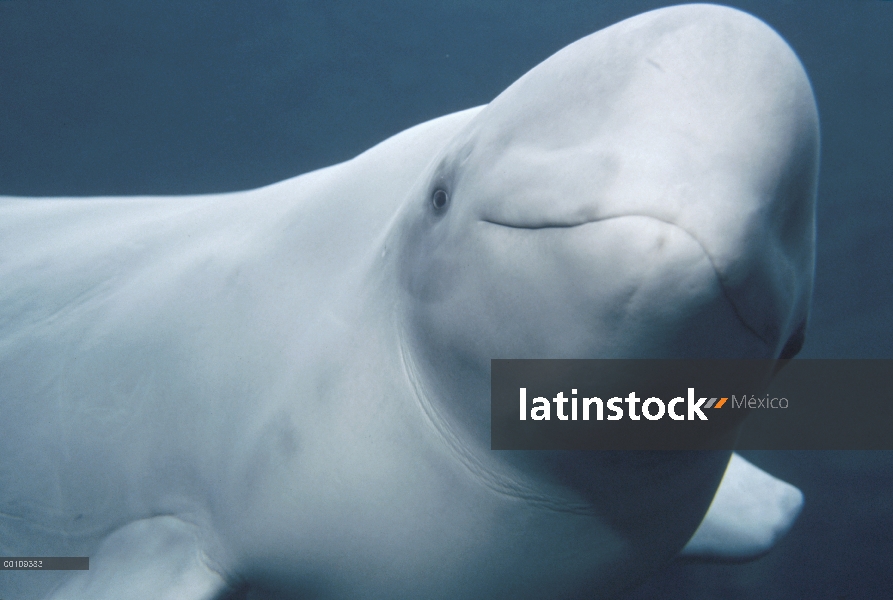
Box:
397 5 818 380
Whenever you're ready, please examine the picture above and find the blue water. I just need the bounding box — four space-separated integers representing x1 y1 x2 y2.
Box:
1 1 890 597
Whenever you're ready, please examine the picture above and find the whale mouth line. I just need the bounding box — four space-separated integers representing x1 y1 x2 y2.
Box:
480 217 607 230
479 213 681 231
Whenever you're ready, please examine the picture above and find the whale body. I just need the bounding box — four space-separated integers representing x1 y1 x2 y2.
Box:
0 4 818 599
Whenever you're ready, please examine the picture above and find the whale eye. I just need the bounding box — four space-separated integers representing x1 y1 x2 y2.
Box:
431 188 449 211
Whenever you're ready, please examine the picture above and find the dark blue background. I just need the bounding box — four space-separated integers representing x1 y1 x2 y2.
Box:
1 1 890 597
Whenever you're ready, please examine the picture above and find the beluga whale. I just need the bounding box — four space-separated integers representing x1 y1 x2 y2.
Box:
0 4 818 599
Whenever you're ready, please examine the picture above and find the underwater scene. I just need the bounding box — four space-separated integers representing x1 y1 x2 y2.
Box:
0 1 890 598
